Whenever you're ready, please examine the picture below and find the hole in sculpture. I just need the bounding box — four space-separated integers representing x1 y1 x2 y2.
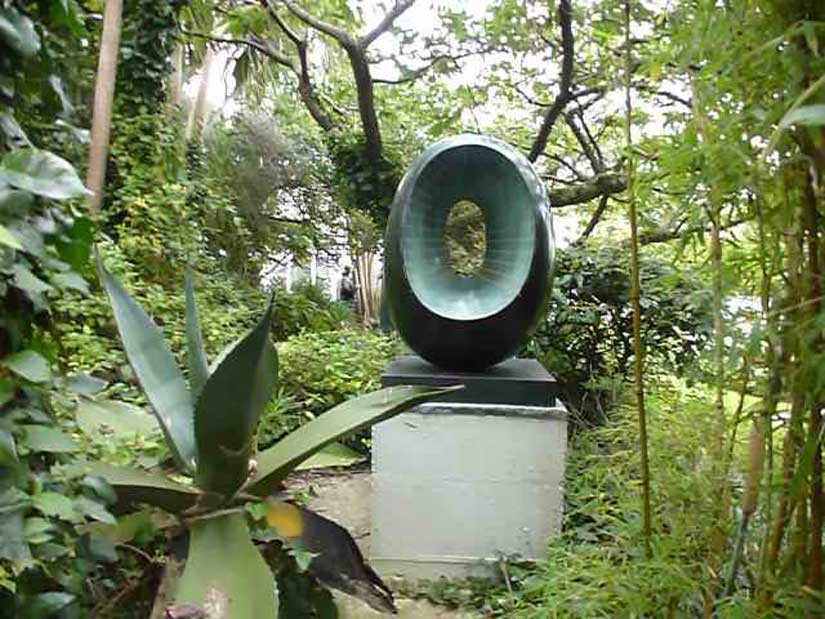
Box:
444 200 486 277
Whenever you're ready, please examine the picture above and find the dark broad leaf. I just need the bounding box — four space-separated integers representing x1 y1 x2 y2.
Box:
184 269 209 400
74 496 116 524
195 303 277 495
21 425 77 453
97 258 196 473
0 149 86 200
75 398 159 438
0 429 17 466
81 474 117 504
33 492 77 521
0 379 13 406
11 262 52 297
19 592 75 619
51 270 88 293
0 489 31 561
0 188 34 216
175 512 278 618
85 462 203 514
77 532 118 563
246 385 461 496
64 372 108 395
1 349 51 383
0 7 40 57
264 501 395 614
0 112 31 148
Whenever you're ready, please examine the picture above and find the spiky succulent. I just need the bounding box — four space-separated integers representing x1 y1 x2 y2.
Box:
90 258 456 617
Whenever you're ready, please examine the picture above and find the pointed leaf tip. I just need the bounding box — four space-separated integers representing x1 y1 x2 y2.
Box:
96 256 197 474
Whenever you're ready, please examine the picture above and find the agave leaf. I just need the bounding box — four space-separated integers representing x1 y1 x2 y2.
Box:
207 333 243 374
246 385 461 497
176 512 278 618
97 257 196 474
264 500 395 613
195 303 277 495
184 269 209 401
85 462 203 514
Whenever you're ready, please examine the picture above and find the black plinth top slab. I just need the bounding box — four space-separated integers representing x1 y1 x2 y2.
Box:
381 355 561 407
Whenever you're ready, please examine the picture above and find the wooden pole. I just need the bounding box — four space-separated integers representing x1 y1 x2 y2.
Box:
86 0 123 215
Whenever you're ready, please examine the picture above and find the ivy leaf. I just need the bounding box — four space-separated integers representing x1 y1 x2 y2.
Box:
0 149 86 200
20 592 75 618
1 350 51 383
74 496 116 525
51 270 88 293
0 224 22 250
0 430 17 466
21 425 77 453
64 373 108 395
33 492 77 522
0 7 41 57
0 490 30 560
11 262 52 297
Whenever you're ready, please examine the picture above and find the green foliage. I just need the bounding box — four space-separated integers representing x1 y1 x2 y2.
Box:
326 130 403 231
468 380 806 617
528 241 713 423
270 280 355 342
276 328 399 415
117 0 186 113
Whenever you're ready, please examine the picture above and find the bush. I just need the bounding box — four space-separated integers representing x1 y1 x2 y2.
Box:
270 281 355 342
527 241 713 424
257 329 400 448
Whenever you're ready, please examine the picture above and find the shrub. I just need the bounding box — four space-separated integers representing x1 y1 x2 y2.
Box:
270 280 355 342
527 241 713 424
258 329 400 448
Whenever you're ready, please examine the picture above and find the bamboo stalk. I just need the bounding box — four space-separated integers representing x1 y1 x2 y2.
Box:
623 0 652 559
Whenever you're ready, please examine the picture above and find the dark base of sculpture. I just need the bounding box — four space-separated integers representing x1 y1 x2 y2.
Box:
370 355 568 580
380 354 561 407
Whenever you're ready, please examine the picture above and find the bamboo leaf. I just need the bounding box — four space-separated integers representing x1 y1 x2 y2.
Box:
778 104 825 128
246 385 461 497
97 257 196 474
176 512 278 618
195 303 277 495
184 269 209 400
85 462 204 514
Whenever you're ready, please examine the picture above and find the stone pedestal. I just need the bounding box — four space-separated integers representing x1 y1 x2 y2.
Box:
370 355 567 580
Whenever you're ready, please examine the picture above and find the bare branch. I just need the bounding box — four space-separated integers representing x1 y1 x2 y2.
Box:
547 171 626 207
575 194 610 242
527 0 574 162
639 216 750 245
360 0 416 48
279 0 354 46
261 0 301 45
180 29 295 70
565 111 605 173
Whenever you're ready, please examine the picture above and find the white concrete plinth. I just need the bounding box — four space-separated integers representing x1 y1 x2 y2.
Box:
370 401 567 580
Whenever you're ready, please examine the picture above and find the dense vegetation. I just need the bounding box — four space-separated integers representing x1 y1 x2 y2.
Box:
1 0 824 616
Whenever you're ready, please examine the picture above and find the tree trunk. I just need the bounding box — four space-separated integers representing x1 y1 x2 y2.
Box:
186 46 215 142
86 0 124 215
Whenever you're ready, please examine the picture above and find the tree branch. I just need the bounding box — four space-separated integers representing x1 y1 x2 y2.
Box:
527 0 574 162
261 0 301 45
547 171 626 207
181 29 295 70
575 194 610 242
639 216 750 245
565 111 605 173
279 0 354 46
360 0 416 48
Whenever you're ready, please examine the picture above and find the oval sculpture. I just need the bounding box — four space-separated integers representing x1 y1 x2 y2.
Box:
384 134 555 371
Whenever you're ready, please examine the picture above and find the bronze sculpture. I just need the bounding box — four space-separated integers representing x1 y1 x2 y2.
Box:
384 134 555 371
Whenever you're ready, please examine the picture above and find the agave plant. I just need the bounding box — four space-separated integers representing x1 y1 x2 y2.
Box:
89 259 457 618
